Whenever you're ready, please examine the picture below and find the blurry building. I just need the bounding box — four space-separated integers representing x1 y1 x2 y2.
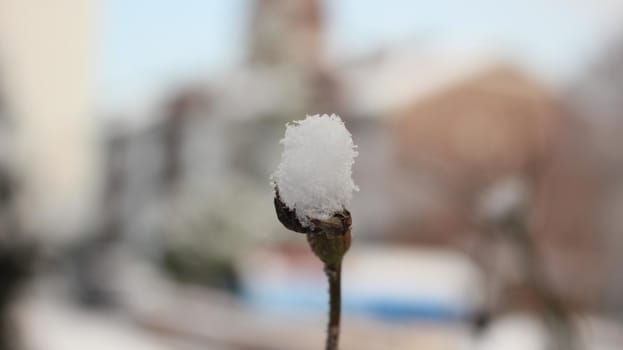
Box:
0 0 98 244
246 0 339 115
566 36 623 319
388 63 604 310
390 65 560 244
249 0 323 68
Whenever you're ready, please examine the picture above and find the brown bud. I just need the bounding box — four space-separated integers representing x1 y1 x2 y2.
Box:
307 214 351 266
274 189 309 234
274 187 352 265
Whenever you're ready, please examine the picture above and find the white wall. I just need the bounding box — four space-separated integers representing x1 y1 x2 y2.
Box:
0 0 99 243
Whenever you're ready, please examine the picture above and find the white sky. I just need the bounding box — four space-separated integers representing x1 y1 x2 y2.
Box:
98 0 623 113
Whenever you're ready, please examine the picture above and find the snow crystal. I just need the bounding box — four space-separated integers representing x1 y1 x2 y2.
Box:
273 114 358 227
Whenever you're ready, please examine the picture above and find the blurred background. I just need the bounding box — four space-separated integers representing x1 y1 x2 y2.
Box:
0 0 623 349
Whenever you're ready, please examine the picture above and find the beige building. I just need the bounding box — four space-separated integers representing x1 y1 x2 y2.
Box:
0 0 98 243
389 64 603 308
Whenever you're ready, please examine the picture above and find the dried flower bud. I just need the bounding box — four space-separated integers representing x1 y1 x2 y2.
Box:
274 187 351 265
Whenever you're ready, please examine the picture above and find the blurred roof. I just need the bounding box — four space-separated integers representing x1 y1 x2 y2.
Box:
338 43 504 117
392 64 559 179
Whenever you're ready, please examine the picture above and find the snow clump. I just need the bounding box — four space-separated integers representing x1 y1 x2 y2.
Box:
273 114 358 227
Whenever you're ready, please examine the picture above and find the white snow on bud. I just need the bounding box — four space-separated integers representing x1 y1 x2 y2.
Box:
273 114 358 227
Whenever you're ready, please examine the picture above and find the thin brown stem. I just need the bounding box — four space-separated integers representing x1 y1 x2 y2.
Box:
325 262 341 350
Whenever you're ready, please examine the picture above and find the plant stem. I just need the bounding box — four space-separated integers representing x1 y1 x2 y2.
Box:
325 262 341 350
